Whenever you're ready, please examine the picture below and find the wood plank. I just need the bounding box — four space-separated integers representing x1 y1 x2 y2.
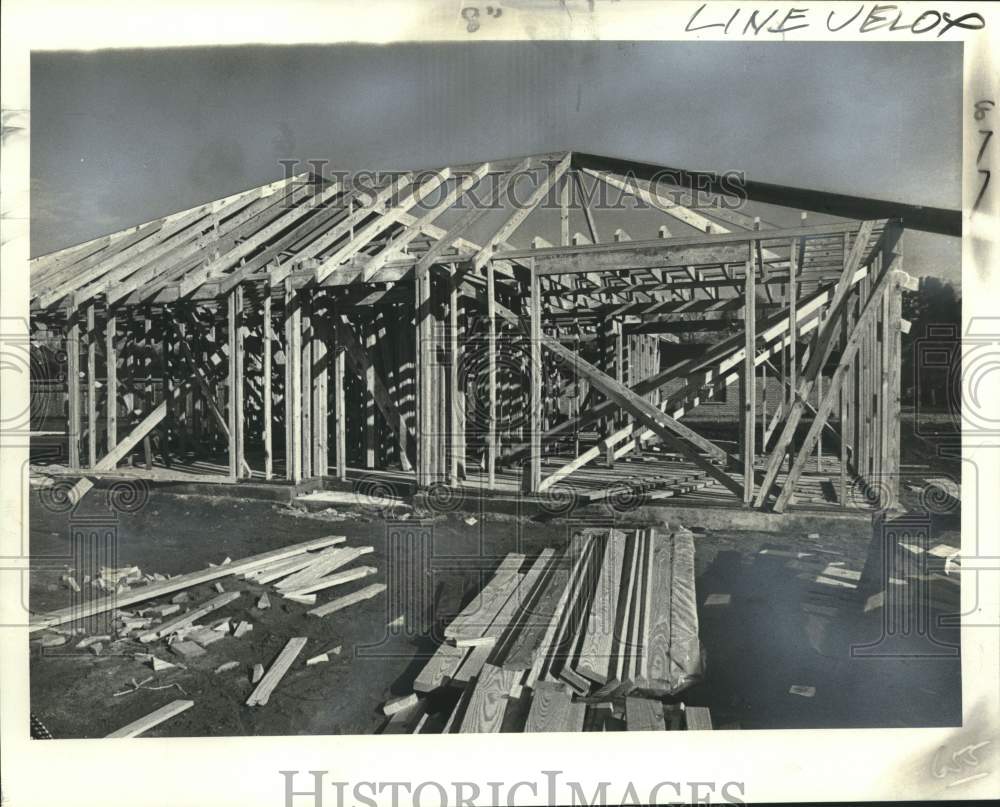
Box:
275 546 374 592
684 706 714 730
525 535 592 687
458 664 517 733
526 262 542 492
263 291 273 479
524 681 574 732
413 643 469 693
444 554 524 639
246 637 308 706
251 540 348 584
575 531 627 684
611 532 640 681
500 551 571 671
64 400 168 503
452 642 494 685
625 696 665 731
227 286 245 481
282 565 378 598
104 699 194 738
307 583 387 618
30 535 345 632
137 591 241 643
66 315 80 469
105 311 118 450
743 257 756 503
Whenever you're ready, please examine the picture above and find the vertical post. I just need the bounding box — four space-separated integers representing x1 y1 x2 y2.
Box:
839 285 850 507
300 295 312 479
105 309 117 452
761 361 768 448
364 316 377 469
143 312 153 470
415 264 431 487
525 260 542 493
86 303 97 467
227 286 245 482
815 372 823 473
559 174 570 247
284 278 302 484
887 271 903 509
486 259 497 489
263 290 273 480
333 305 347 482
787 237 798 472
66 310 80 470
743 251 756 504
448 268 460 486
312 295 328 477
161 306 173 469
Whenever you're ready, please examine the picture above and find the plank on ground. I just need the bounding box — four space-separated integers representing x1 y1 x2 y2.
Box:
104 699 194 738
138 591 241 643
246 637 308 706
307 583 387 618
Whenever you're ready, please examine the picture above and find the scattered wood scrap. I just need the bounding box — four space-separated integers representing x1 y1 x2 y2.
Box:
30 535 346 632
246 638 308 707
307 583 387 618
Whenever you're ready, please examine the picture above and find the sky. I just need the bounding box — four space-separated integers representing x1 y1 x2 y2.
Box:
30 41 962 282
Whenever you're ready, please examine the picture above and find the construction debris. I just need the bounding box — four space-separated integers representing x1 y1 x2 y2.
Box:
251 664 265 684
305 653 329 666
256 593 270 610
170 641 206 658
789 685 816 698
233 621 254 638
214 661 240 674
382 693 419 716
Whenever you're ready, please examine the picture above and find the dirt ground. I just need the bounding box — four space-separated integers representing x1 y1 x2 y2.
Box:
27 475 961 738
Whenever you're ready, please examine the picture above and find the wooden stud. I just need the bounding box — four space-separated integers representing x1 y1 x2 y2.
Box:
526 261 543 493
333 309 347 482
486 260 497 488
300 295 313 480
283 280 300 482
743 255 756 503
105 310 117 451
67 309 81 470
86 303 97 467
227 287 245 481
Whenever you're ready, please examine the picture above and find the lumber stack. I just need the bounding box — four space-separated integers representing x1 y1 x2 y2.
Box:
388 527 706 733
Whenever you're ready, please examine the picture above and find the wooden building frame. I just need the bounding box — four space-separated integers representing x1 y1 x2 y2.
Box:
29 151 957 512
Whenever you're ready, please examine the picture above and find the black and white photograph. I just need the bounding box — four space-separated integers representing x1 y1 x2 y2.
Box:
1 1 998 805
